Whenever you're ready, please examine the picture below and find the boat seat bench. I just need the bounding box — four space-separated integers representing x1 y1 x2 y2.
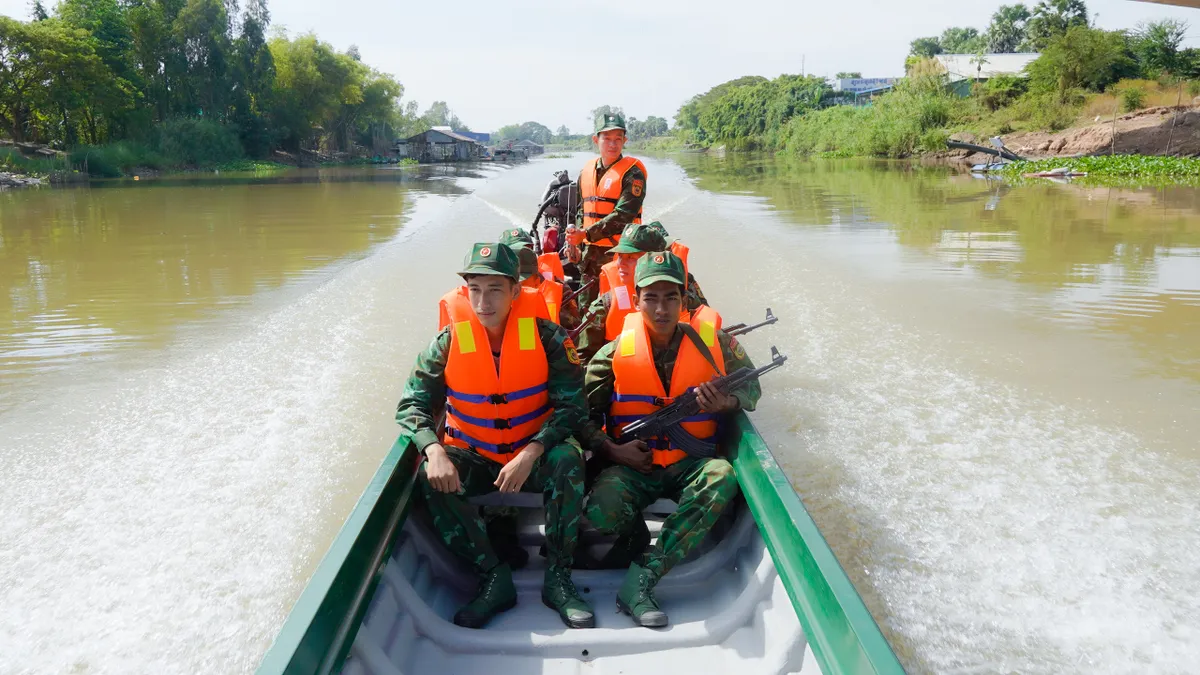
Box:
469 491 679 515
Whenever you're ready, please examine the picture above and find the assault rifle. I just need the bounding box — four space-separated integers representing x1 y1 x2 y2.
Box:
562 278 595 306
570 307 779 343
567 306 601 341
724 308 776 337
615 346 788 458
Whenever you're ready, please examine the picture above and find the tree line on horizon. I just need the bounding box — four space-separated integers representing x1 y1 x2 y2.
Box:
0 0 471 163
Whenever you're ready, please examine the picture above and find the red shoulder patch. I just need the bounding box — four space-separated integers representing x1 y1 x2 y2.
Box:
631 179 644 197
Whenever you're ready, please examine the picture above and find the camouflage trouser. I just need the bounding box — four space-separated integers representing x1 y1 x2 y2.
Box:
576 244 614 310
585 457 740 577
418 443 585 574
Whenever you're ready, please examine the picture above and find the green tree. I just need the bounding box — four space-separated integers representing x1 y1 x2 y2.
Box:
835 71 862 79
269 31 360 149
986 4 1031 53
1026 25 1131 99
421 100 468 131
231 0 275 155
31 0 49 21
939 27 985 53
909 36 943 58
173 0 233 118
555 124 570 137
0 16 118 142
1133 19 1189 77
1022 0 1088 52
590 104 624 132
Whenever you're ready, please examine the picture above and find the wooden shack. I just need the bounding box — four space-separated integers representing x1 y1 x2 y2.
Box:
396 128 484 163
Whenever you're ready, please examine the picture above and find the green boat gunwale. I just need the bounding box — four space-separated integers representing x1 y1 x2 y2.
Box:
256 413 905 675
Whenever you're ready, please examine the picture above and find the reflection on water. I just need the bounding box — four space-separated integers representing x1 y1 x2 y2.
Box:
679 154 1200 383
0 167 471 405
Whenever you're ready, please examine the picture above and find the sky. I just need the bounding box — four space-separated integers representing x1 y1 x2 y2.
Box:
3 0 1199 134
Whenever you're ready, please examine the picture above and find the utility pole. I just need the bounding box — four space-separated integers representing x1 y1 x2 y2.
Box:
801 54 805 77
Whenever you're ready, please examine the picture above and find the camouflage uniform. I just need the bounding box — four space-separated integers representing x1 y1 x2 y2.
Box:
502 229 581 331
396 318 588 572
574 114 647 309
579 316 760 578
575 276 709 362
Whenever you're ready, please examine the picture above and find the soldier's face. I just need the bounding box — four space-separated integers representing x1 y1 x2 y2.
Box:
635 282 683 338
467 276 520 330
593 130 626 162
615 253 641 281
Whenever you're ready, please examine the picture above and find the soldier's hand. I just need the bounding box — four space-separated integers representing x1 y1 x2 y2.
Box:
495 442 543 493
565 226 586 246
424 444 461 493
697 381 739 414
604 439 653 474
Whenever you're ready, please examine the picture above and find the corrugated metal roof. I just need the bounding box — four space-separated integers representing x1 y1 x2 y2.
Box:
935 53 1040 82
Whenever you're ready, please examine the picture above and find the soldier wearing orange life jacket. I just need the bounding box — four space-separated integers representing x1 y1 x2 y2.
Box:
576 222 708 362
396 242 595 630
578 250 760 628
566 113 647 309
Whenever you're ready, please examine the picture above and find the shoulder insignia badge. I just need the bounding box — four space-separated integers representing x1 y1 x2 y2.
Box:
729 336 746 360
564 339 582 365
631 179 644 197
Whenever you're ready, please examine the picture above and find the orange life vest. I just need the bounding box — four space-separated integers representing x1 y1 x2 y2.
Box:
539 279 565 325
438 286 549 330
600 261 638 341
580 156 647 247
441 289 552 465
610 307 725 467
669 241 690 290
537 253 565 282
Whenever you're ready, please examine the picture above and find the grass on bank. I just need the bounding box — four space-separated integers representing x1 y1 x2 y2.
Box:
1000 155 1200 185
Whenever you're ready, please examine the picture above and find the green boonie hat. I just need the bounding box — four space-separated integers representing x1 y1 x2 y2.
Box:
635 250 687 289
610 222 668 254
499 227 533 248
595 113 627 134
460 242 519 282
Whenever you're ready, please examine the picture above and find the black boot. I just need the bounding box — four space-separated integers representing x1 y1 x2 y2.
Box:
453 564 517 628
596 519 651 570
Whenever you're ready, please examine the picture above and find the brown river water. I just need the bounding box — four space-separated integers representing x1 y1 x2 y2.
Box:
1 156 1198 674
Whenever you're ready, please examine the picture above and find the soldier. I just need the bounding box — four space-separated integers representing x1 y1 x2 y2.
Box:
578 251 760 628
395 242 595 629
576 222 708 362
500 228 578 328
567 113 647 308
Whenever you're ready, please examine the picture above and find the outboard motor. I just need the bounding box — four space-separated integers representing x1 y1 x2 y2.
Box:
529 169 582 284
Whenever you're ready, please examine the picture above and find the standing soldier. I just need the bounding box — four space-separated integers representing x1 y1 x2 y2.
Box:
578 251 760 628
395 242 595 630
567 113 647 308
576 222 708 362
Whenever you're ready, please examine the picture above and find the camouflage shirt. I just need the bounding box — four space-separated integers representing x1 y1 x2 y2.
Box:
575 275 710 360
579 325 761 452
575 154 646 244
396 318 587 452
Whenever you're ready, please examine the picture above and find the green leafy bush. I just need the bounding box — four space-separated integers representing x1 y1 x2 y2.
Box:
154 119 244 166
1120 86 1147 112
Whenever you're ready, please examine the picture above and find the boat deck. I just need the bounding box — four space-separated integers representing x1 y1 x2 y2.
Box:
342 495 815 675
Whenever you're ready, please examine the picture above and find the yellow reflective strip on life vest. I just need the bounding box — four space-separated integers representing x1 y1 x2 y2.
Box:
518 317 536 350
619 329 636 357
454 321 476 354
547 303 559 324
700 320 716 347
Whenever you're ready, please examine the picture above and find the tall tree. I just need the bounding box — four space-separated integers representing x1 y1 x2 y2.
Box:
1026 25 1130 99
173 0 233 118
555 124 569 137
939 27 985 54
231 0 274 154
986 4 1031 53
909 37 943 58
1022 0 1088 51
1133 19 1189 77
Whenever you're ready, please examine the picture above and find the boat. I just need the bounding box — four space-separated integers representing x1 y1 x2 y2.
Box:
256 412 906 675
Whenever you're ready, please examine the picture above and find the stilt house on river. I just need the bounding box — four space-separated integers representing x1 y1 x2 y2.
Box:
395 127 485 163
